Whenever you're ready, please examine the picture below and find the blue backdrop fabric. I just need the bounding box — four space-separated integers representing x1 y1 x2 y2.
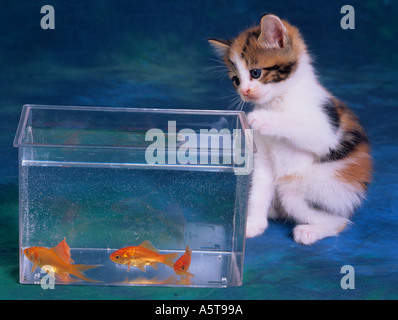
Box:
0 0 397 299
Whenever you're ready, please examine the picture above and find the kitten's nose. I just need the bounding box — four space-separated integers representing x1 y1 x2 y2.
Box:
241 88 251 96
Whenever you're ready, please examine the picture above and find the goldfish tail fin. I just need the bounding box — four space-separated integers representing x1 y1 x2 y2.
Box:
163 252 179 269
69 264 102 283
55 272 80 283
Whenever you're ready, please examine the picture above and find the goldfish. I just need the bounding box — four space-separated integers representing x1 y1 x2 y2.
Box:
109 240 178 272
23 238 101 283
173 245 194 277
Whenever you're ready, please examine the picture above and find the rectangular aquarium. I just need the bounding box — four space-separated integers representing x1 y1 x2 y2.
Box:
13 105 254 287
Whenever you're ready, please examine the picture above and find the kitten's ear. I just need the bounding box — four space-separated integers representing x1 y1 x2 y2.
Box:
208 38 230 58
258 14 288 49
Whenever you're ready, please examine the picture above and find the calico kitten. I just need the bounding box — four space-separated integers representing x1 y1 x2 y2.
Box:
209 14 372 245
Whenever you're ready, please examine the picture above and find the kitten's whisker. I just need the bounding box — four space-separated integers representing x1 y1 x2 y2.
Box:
216 93 239 100
225 96 238 111
201 69 229 80
205 65 228 71
239 101 245 112
227 96 243 111
218 74 230 86
206 57 225 64
202 66 229 75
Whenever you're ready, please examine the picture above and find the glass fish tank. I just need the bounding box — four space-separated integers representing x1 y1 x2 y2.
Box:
13 105 254 288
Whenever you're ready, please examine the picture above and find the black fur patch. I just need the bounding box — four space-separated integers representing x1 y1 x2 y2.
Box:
262 61 297 83
319 130 369 163
241 29 261 57
305 199 336 215
248 29 261 39
263 65 280 72
322 99 340 131
228 59 237 71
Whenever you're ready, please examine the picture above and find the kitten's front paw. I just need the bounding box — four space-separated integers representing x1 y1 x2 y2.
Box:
247 110 272 135
246 216 268 238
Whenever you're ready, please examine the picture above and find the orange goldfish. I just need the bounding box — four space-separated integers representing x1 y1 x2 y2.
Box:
109 240 178 272
173 245 194 277
23 238 101 283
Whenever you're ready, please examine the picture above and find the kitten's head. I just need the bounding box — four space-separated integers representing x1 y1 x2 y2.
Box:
209 14 306 105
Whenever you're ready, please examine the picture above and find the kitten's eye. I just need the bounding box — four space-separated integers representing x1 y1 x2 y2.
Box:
250 69 262 79
232 76 240 87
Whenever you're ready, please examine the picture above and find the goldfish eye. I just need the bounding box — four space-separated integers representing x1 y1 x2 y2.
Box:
181 266 185 270
115 255 120 259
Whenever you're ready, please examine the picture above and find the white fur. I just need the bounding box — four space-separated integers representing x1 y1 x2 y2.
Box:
232 52 361 245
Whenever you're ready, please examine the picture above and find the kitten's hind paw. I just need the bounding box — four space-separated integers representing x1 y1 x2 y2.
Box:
293 224 328 245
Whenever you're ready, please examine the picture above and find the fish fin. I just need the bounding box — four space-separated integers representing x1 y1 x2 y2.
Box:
186 272 195 277
51 237 73 264
177 276 193 285
163 252 179 269
55 272 79 283
68 264 102 283
163 275 178 285
151 262 159 270
185 245 192 256
30 263 38 273
137 264 146 272
138 240 159 254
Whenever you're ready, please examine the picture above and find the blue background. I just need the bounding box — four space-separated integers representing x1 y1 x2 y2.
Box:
1 0 397 299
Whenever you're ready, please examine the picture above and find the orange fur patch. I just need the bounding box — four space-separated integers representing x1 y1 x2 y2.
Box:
277 174 302 183
335 142 372 189
336 222 348 233
335 98 365 134
332 98 372 190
